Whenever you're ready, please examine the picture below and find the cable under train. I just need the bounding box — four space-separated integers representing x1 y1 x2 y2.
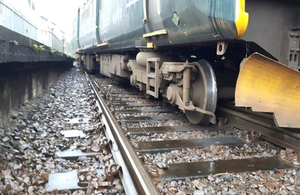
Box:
71 0 300 128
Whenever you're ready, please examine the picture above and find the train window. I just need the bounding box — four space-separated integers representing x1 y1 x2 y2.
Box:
294 54 298 62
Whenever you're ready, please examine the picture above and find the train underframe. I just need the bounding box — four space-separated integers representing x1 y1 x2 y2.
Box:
77 41 249 125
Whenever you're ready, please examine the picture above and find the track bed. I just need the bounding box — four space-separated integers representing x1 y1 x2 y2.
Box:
91 74 300 195
0 68 125 194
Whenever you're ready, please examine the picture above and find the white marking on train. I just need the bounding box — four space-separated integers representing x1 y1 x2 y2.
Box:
126 0 139 8
157 0 161 15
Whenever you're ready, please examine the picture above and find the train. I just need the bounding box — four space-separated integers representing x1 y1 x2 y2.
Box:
71 0 300 128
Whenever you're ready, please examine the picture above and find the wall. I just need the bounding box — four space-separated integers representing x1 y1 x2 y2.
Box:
0 61 73 127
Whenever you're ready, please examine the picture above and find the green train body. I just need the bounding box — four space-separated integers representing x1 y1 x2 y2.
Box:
72 0 245 53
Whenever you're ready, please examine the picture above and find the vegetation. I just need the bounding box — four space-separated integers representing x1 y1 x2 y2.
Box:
51 49 64 56
9 40 19 45
32 44 46 51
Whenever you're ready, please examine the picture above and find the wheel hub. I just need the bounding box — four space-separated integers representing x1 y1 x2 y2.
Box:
185 60 217 124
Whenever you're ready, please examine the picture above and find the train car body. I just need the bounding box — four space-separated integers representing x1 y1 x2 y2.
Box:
73 0 245 52
73 0 300 128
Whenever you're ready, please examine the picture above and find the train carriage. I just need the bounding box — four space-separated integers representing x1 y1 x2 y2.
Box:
72 0 300 128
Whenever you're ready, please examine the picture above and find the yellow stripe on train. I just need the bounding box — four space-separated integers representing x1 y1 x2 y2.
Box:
235 0 249 38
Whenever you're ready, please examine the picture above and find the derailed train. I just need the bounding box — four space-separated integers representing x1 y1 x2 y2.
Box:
71 0 300 128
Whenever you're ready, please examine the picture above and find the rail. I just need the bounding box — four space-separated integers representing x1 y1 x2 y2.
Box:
217 106 300 152
85 73 160 195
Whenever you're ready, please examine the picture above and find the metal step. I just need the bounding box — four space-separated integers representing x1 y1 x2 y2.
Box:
146 58 160 98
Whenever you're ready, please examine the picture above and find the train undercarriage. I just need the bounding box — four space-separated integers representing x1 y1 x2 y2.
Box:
77 40 300 128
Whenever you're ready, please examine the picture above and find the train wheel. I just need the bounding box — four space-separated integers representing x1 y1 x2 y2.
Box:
186 60 217 124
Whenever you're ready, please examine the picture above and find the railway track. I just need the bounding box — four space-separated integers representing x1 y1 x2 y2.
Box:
216 104 300 153
2 69 298 194
86 73 160 195
0 69 127 194
89 73 300 194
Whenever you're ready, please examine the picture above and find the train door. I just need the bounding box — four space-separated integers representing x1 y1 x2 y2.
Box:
147 0 164 32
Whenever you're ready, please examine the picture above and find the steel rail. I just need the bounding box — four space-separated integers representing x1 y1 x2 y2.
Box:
217 106 300 152
219 105 300 139
86 73 160 195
